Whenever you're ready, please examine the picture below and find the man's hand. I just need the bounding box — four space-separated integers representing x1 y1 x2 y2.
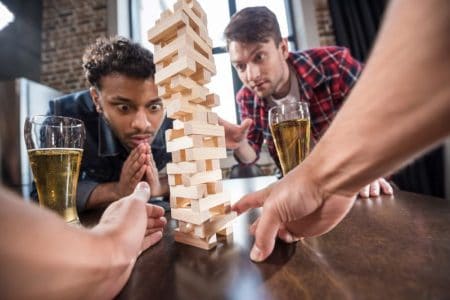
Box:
115 143 148 198
358 178 393 198
143 144 164 197
219 117 253 150
232 162 356 262
95 182 166 256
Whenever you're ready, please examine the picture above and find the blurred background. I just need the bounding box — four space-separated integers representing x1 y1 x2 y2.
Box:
0 0 448 199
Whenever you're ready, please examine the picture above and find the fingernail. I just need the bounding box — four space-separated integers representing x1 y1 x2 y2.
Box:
136 182 150 191
284 232 294 243
250 245 263 262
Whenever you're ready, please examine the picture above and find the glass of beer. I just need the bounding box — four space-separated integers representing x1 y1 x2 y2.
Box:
269 101 310 175
24 115 85 225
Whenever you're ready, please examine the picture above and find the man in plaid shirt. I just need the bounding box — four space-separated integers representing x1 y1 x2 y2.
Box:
221 6 393 198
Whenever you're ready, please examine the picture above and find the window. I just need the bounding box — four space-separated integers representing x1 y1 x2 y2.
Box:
133 0 295 124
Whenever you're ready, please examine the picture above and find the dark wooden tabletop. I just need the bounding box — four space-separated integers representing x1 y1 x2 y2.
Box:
80 176 450 300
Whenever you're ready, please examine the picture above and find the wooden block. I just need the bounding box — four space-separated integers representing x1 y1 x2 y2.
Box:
166 98 210 119
182 169 222 186
187 111 208 122
206 181 223 194
189 0 207 24
183 121 224 136
217 225 234 236
148 10 188 43
171 149 186 163
170 184 207 199
167 75 210 98
187 47 216 74
158 85 170 99
177 26 213 63
155 56 196 85
169 87 207 104
156 62 164 72
172 0 212 47
191 68 211 85
184 86 208 104
167 131 223 148
166 160 206 174
165 128 184 141
166 135 203 152
199 136 225 148
205 93 220 107
205 159 221 171
200 212 237 238
210 203 231 215
185 147 227 160
207 112 218 125
174 229 217 250
178 221 194 234
170 195 191 209
172 119 184 130
154 28 215 74
154 35 190 65
190 192 229 212
183 211 236 239
172 207 211 225
168 174 182 186
159 9 173 20
174 0 207 24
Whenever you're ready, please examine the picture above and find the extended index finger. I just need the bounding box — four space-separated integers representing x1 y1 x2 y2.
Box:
232 185 272 215
251 200 281 262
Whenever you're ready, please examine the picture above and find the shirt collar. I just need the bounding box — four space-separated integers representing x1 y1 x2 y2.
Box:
287 52 326 89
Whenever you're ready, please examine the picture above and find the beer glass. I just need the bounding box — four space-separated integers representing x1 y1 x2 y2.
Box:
24 115 85 224
269 101 310 175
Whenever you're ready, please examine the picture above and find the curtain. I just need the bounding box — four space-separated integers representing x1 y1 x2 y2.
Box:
328 0 387 62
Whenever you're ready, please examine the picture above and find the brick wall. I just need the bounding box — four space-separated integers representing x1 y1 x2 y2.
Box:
41 0 108 93
315 0 336 46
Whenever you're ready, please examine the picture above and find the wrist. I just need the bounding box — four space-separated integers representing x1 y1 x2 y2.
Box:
234 140 257 164
112 182 124 199
305 145 360 199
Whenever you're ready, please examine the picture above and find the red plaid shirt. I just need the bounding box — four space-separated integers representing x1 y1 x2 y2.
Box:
235 46 363 167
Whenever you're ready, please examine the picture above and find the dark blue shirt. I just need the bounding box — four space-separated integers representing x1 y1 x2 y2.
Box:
33 90 172 212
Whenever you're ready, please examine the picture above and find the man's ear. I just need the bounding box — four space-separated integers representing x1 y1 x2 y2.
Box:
279 38 289 60
89 87 102 113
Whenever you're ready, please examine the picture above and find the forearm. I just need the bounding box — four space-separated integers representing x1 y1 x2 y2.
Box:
0 188 136 299
234 141 258 164
307 0 450 196
86 182 120 209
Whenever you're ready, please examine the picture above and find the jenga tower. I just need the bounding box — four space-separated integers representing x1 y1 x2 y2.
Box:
148 0 236 250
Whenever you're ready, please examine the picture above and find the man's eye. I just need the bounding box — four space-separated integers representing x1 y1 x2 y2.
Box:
149 103 163 112
117 104 130 112
255 53 265 62
235 64 246 72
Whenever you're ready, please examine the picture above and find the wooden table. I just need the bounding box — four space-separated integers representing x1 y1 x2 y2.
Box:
80 176 450 299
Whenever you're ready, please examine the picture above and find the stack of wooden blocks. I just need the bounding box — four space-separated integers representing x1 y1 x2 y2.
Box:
148 0 236 250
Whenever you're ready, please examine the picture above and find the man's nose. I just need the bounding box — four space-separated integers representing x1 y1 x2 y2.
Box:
246 64 260 82
131 109 151 131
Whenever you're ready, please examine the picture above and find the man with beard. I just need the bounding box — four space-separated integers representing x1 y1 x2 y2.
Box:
220 6 392 198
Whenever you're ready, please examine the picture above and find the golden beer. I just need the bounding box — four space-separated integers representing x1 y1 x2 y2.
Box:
28 148 83 223
270 118 310 175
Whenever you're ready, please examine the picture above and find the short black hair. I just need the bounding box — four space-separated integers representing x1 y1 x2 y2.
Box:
82 36 155 89
224 6 282 46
